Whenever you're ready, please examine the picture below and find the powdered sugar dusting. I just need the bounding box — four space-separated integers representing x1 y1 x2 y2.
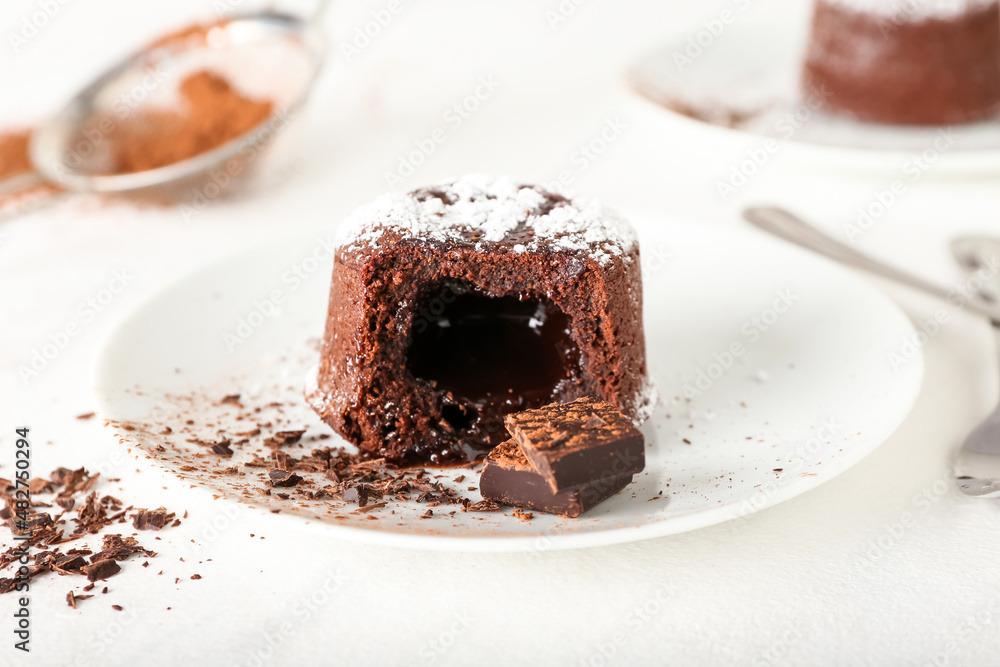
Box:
823 0 996 20
335 174 637 266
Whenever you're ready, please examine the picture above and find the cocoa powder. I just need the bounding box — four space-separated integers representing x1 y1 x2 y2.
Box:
107 69 274 174
0 131 32 180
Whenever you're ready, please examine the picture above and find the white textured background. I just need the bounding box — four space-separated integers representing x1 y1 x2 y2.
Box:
3 0 1000 665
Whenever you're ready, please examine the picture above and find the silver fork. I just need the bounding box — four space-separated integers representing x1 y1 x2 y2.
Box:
950 237 1000 498
742 206 1000 498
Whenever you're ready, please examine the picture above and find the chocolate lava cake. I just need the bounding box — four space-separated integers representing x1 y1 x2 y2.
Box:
307 175 655 465
803 0 1000 125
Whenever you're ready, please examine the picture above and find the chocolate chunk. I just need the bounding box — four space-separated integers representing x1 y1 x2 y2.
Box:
82 560 121 582
53 555 88 574
480 440 632 518
55 496 76 512
263 430 306 449
210 441 234 457
267 470 302 488
504 397 644 493
342 484 369 507
28 477 55 494
91 534 154 562
131 507 174 531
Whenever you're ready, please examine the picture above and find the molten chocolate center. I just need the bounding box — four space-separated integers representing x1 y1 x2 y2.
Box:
407 284 580 428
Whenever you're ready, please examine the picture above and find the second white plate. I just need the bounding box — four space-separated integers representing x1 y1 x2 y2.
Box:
628 4 1000 172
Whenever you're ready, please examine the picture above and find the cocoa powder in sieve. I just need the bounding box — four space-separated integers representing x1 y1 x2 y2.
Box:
107 69 274 175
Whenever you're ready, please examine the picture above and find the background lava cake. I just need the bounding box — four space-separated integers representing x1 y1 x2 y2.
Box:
802 0 1000 125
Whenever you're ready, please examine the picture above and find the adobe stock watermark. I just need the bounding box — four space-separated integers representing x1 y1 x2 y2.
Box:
640 245 674 282
842 128 957 241
76 594 155 665
180 109 297 222
577 582 677 667
406 612 472 667
716 84 832 202
877 0 944 38
7 0 73 53
544 116 628 195
753 621 802 667
726 417 844 532
672 0 757 71
855 476 950 570
233 568 349 667
224 233 335 351
885 254 1000 371
17 269 135 384
544 0 592 30
682 288 798 398
384 75 501 187
921 593 1000 667
42 61 172 182
339 0 408 64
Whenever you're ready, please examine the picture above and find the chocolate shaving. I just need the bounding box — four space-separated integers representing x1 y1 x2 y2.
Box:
131 507 175 531
211 441 234 457
66 591 93 608
263 430 306 449
465 500 500 512
82 560 121 582
267 470 302 488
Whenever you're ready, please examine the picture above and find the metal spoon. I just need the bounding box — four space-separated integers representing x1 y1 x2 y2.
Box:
742 206 1000 321
743 206 1000 498
0 5 326 208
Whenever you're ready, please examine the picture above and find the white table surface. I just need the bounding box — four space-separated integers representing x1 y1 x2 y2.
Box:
4 0 1000 665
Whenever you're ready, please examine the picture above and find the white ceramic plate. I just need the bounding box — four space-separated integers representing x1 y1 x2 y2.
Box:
627 5 1000 173
91 212 923 551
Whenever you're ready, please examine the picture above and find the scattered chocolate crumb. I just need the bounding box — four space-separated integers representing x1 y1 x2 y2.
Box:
131 507 176 531
0 464 182 609
75 412 96 420
219 394 243 407
342 485 369 507
465 500 500 512
82 560 121 582
682 438 691 445
190 574 202 580
263 430 306 449
353 502 387 514
210 441 234 457
267 470 302 488
112 605 123 611
66 591 93 608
